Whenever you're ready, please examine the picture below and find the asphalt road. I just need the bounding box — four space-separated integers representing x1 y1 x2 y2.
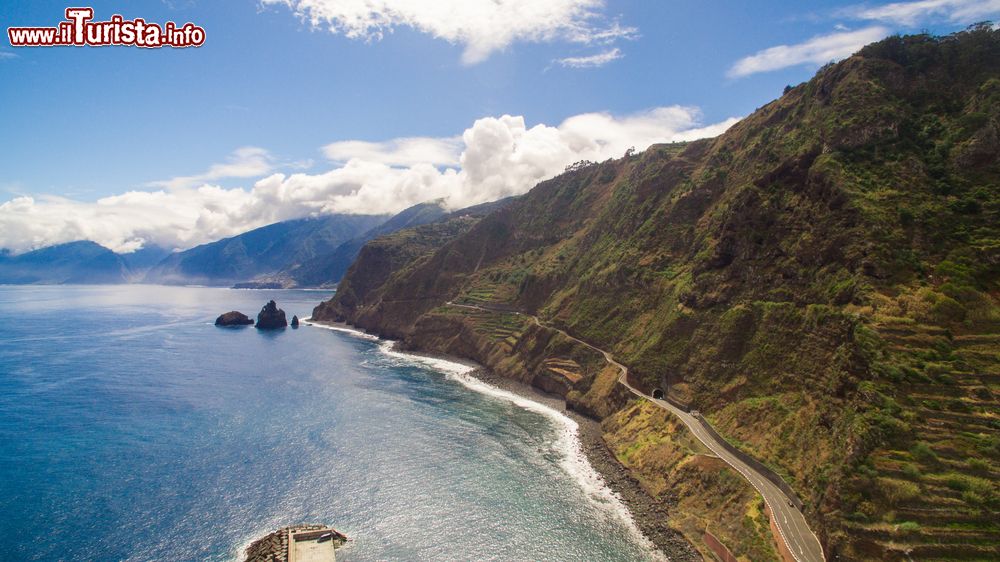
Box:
447 302 825 562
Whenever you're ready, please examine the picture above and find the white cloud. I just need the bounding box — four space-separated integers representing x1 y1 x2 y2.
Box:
323 136 462 167
0 188 259 255
261 0 637 64
729 0 998 79
728 26 890 78
0 107 739 254
149 146 275 190
555 47 622 68
0 52 17 60
846 0 1000 26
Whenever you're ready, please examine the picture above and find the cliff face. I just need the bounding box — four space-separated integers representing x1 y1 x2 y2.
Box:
315 29 1000 560
283 201 451 288
301 199 512 291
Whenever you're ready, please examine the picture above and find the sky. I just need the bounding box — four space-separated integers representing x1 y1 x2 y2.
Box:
0 0 997 253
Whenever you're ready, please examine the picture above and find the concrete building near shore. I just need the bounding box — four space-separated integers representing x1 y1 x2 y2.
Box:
243 524 346 562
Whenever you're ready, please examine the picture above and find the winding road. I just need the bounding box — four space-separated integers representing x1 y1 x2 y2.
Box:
446 301 825 562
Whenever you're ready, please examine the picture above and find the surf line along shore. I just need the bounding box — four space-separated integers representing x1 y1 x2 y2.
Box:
443 302 825 562
301 318 698 561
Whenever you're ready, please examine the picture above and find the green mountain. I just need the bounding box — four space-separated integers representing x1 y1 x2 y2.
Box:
144 214 387 286
0 241 132 284
315 28 1000 561
282 201 451 287
280 199 514 287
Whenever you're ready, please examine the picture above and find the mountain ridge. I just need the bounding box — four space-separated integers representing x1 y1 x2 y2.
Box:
281 199 512 287
0 201 515 288
0 241 132 284
143 213 387 286
315 27 1000 561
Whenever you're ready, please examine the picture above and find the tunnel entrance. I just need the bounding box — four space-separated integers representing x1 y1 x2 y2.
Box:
651 388 664 400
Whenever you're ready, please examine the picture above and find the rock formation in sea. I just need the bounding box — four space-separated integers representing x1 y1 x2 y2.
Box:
256 300 288 329
291 315 299 328
215 311 254 326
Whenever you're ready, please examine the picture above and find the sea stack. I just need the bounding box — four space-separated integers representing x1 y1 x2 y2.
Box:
256 300 288 329
291 315 299 328
215 311 253 326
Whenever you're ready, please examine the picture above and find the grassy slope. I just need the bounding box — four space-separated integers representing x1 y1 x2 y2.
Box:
604 401 781 561
316 28 1000 560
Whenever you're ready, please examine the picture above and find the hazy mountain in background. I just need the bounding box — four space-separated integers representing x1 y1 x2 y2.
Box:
0 241 131 284
143 214 387 286
120 245 172 280
284 198 513 287
280 201 449 288
0 202 512 288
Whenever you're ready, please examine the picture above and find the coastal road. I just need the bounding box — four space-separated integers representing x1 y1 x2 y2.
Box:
446 302 825 562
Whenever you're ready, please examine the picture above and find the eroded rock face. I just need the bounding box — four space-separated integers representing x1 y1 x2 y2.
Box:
215 311 253 326
291 315 299 328
256 300 287 329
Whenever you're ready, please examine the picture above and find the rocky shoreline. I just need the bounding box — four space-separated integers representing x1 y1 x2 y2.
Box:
309 319 698 560
463 367 699 562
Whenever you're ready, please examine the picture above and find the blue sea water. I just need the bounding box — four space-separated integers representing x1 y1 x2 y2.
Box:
0 285 654 561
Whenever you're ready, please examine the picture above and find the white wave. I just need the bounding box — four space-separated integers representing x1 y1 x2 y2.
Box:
376 340 477 375
304 317 664 559
301 318 380 341
376 342 664 560
231 532 261 562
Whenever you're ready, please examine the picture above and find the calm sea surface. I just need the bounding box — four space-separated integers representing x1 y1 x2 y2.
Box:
0 285 653 561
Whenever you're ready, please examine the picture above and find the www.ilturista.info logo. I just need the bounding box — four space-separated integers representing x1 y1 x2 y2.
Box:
7 7 205 48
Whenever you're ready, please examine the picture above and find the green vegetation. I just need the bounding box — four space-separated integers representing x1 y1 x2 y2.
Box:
604 401 781 561
317 27 1000 561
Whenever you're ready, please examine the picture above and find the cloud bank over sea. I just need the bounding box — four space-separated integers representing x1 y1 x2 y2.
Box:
0 108 738 254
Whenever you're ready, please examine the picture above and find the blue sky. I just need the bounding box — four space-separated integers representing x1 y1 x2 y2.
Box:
0 0 997 252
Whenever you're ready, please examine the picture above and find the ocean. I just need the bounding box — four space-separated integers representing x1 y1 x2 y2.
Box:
0 285 655 561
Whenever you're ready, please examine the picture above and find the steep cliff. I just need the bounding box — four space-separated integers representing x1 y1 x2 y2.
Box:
287 199 511 287
315 28 1000 560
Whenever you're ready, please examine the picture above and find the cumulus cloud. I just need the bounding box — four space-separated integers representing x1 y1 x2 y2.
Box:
149 146 275 190
0 107 739 254
727 26 890 77
729 0 998 79
845 0 1000 26
0 188 259 255
323 136 462 167
261 0 638 64
555 47 623 68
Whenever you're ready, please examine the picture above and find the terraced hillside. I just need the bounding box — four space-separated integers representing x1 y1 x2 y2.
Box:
841 317 999 559
315 28 1000 560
